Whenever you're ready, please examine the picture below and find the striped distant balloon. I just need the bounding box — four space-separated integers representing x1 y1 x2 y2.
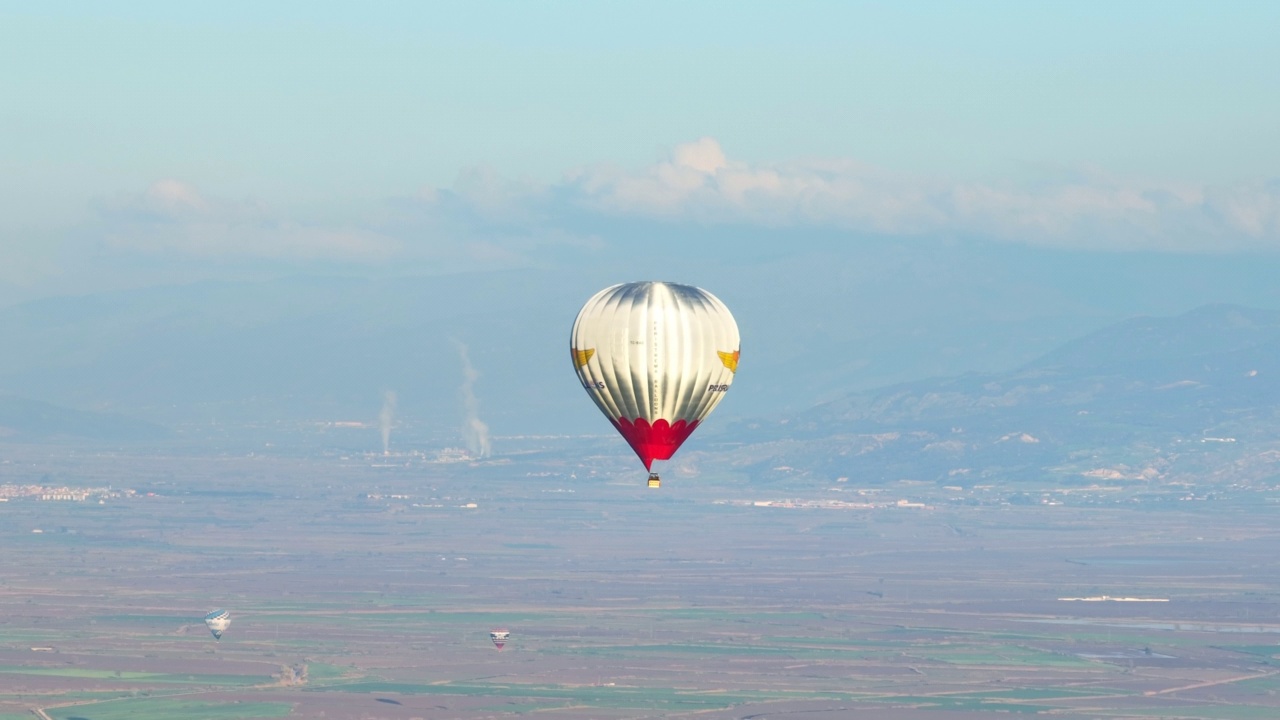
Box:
571 282 740 482
204 609 231 640
490 629 510 651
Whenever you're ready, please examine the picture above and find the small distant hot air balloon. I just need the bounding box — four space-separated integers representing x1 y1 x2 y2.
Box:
204 609 231 640
490 629 510 651
571 281 740 487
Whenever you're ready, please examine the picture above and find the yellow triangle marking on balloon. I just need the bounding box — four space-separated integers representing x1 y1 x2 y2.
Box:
717 349 740 373
572 347 596 368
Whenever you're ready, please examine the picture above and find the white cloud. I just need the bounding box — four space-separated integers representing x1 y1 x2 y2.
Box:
440 166 551 223
99 181 400 262
92 144 1280 267
1204 182 1280 239
146 178 208 212
672 137 728 175
557 138 1280 251
95 175 602 271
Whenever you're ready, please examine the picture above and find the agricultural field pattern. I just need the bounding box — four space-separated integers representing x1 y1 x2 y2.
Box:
3 440 1280 719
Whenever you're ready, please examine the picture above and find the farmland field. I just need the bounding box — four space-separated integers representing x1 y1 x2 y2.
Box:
4 443 1280 718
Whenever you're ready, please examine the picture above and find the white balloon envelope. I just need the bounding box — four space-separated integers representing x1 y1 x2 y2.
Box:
571 281 740 477
204 609 231 640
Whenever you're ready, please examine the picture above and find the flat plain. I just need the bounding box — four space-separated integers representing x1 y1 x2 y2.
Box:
3 440 1280 719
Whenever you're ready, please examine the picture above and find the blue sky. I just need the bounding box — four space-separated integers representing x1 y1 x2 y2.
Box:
2 1 1278 301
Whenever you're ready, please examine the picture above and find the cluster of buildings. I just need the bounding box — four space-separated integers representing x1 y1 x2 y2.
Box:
0 483 133 502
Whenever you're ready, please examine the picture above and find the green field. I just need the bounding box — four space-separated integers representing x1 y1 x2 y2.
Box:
45 700 292 720
1221 644 1280 658
1105 705 1280 720
308 680 858 710
0 666 267 686
864 694 1056 714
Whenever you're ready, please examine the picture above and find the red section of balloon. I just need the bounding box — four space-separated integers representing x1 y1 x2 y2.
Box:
609 417 700 470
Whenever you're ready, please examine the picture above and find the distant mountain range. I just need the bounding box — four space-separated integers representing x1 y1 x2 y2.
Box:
716 304 1280 486
2 246 1280 457
0 259 1090 440
0 394 168 443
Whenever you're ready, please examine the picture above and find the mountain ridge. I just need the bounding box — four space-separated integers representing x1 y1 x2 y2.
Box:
714 303 1280 486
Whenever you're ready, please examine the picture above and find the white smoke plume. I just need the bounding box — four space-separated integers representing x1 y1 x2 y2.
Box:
379 391 397 455
453 340 492 458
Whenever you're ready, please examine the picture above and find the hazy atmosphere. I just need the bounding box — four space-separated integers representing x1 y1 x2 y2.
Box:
3 3 1280 719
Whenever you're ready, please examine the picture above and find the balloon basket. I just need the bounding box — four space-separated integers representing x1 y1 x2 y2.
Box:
647 474 661 489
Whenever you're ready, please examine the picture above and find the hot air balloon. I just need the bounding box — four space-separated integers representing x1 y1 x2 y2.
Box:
490 629 510 651
571 281 740 487
204 609 231 640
